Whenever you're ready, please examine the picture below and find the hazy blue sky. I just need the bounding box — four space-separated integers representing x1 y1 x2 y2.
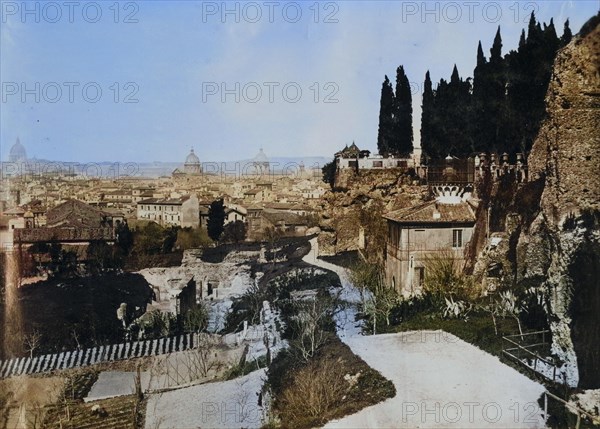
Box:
1 1 598 162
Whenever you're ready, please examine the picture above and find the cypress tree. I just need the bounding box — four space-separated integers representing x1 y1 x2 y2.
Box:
394 66 414 156
473 41 487 97
377 75 395 156
207 199 225 242
490 27 503 64
561 19 573 46
420 71 435 160
518 29 526 49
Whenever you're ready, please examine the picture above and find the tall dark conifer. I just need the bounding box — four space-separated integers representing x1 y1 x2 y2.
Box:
490 27 503 64
377 76 395 156
519 29 526 49
561 19 573 46
419 14 564 160
393 66 413 156
420 71 435 160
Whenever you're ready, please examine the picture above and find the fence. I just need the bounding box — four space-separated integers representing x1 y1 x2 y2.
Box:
541 391 599 429
501 330 565 384
0 333 196 379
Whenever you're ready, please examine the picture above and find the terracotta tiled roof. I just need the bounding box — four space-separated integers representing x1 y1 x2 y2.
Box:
46 199 111 228
384 200 476 224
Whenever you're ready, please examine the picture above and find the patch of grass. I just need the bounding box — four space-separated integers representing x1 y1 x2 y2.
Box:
389 310 517 356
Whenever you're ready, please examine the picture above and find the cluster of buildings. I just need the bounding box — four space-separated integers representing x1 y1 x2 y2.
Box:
2 138 530 298
0 142 327 252
334 142 423 173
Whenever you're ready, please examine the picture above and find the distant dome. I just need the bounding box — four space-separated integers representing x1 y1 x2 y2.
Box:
185 149 200 165
183 148 201 175
9 138 27 163
253 148 270 175
254 148 269 163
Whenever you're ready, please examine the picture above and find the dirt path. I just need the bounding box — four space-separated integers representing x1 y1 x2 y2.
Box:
303 238 548 428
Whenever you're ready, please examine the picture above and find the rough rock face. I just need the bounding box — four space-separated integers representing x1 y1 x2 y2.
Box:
318 169 427 257
517 17 600 388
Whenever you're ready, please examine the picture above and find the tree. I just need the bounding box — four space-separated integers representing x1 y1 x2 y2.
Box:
86 240 115 273
321 158 337 189
350 261 397 333
420 70 435 159
264 226 282 266
561 19 572 46
207 199 226 242
222 220 247 244
490 26 503 64
23 330 43 359
115 221 133 256
133 222 164 255
161 226 180 253
393 65 413 156
289 297 335 362
376 75 395 156
183 303 209 333
175 227 212 250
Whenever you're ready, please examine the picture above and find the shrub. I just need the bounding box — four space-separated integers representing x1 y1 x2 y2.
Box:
278 357 350 426
422 250 478 303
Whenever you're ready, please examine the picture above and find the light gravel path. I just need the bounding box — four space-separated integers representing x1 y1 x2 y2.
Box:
303 238 547 428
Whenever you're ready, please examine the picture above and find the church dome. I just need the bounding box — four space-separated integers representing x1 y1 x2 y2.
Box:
182 148 201 175
9 138 27 162
254 148 269 163
185 149 200 165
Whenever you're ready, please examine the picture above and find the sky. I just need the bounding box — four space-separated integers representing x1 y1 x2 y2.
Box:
1 0 598 163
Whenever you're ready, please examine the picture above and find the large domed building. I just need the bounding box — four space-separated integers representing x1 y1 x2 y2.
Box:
173 148 202 177
253 148 270 175
8 138 27 163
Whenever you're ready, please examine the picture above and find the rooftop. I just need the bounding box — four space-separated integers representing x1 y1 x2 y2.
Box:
384 199 476 224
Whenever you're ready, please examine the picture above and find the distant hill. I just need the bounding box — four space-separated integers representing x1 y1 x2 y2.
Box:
1 156 331 178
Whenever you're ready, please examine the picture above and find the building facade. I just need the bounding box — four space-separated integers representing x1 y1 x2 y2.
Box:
136 195 199 228
384 198 476 296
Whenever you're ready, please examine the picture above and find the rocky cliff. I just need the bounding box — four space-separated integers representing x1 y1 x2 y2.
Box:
516 15 600 388
318 168 427 260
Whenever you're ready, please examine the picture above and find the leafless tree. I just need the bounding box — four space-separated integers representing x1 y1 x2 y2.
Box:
194 333 221 378
289 297 335 362
23 330 43 359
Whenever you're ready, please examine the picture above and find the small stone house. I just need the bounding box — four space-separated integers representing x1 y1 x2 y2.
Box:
384 198 476 296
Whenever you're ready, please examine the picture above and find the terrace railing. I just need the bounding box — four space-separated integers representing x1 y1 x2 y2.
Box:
501 330 565 384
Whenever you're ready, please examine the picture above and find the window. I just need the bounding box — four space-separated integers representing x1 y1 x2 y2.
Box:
452 229 463 248
372 160 383 168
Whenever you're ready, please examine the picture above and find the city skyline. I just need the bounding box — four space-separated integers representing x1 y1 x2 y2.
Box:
1 1 598 163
